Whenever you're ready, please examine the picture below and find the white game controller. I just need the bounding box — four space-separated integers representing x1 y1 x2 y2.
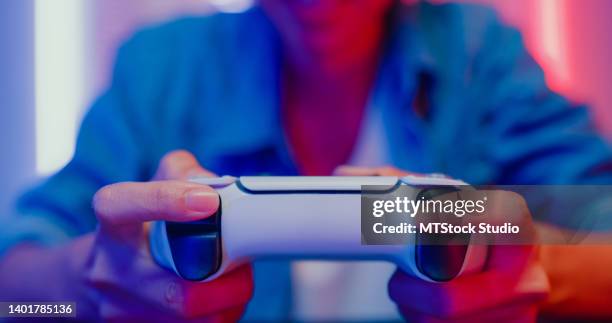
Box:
150 175 487 282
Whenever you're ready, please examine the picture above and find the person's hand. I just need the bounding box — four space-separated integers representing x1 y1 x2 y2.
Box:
335 165 550 322
86 150 253 321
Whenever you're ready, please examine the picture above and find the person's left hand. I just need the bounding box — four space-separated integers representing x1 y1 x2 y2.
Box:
334 165 550 322
85 150 254 321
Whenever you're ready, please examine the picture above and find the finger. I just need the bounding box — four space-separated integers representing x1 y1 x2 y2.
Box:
333 165 411 176
154 150 216 181
181 265 254 318
389 190 546 317
96 291 248 323
486 245 537 273
397 301 539 323
93 181 219 226
132 265 253 319
389 261 548 318
373 166 410 176
458 190 537 245
195 305 249 323
333 165 380 176
89 250 253 320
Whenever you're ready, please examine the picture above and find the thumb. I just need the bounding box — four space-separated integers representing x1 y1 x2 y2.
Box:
333 165 415 177
333 165 380 176
154 150 216 180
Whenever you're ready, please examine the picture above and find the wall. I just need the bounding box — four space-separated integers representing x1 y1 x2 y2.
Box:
1 0 611 216
0 0 36 216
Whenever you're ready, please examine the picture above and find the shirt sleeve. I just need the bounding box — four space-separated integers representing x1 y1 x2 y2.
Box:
462 6 612 185
463 7 612 230
0 32 159 257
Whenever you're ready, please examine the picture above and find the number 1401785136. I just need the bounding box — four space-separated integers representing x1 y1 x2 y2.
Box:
0 302 76 318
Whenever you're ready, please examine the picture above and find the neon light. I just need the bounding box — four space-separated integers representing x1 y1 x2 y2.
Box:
35 0 87 175
540 0 570 86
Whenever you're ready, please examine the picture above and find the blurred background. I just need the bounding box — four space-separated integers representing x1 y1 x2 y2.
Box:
1 0 611 217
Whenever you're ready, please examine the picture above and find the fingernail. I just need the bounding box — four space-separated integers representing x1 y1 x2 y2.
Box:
186 168 213 179
185 189 219 214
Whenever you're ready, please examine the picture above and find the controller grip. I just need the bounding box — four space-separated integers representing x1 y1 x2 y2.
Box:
166 221 222 281
414 187 473 282
158 203 223 281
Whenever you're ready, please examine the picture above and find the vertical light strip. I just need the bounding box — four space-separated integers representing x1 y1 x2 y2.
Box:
35 0 87 175
539 0 570 86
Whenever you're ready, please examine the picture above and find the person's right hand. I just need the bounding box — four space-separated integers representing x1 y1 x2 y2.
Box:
86 150 253 321
335 165 550 322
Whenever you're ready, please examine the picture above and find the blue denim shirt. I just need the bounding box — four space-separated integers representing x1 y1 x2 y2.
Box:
2 2 612 320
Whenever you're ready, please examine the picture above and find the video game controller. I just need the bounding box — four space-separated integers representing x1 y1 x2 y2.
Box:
150 175 487 283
